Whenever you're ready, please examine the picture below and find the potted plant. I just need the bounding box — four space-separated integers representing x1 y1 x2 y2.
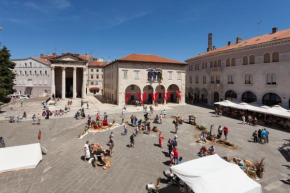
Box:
254 157 265 179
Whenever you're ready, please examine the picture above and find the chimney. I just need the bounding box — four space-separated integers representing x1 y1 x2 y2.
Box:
207 33 212 52
213 46 216 50
272 27 278 33
40 54 44 58
236 37 242 44
228 41 232 46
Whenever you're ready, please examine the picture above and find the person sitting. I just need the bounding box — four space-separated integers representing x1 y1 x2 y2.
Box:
252 117 257 126
199 146 208 157
153 115 159 124
103 119 108 126
248 115 252 125
199 132 207 143
208 145 216 155
237 158 247 170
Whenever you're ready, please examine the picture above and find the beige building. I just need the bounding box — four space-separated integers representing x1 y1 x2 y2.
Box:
103 54 186 106
186 27 290 108
87 58 108 95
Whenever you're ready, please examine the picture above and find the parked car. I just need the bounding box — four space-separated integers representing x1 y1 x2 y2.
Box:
19 95 29 99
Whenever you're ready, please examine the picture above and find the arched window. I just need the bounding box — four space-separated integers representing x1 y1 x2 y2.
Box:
210 61 213 68
228 75 234 84
225 90 237 101
272 52 279 62
264 53 270 63
231 58 236 66
204 62 207 69
211 76 215 84
245 74 253 84
214 61 217 67
242 91 257 103
249 55 255 64
202 63 204 69
226 59 230 66
262 93 282 106
216 75 220 84
218 60 221 67
243 56 248 65
267 73 276 85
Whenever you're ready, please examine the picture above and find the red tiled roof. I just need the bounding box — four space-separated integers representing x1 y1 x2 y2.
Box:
41 55 55 59
31 57 50 65
89 60 108 67
186 28 290 61
117 54 185 64
79 55 92 61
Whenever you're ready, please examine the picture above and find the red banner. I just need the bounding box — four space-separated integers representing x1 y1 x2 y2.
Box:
166 91 170 103
136 92 142 102
142 92 147 104
176 91 181 99
151 92 155 101
125 92 131 102
154 92 159 102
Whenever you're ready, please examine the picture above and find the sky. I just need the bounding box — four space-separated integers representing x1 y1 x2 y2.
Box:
0 0 290 61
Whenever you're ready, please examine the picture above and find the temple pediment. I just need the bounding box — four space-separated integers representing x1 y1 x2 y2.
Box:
49 52 91 64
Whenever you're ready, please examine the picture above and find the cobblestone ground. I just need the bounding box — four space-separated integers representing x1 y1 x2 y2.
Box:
0 102 290 193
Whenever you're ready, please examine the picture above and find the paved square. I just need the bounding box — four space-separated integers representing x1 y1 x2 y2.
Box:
0 100 290 193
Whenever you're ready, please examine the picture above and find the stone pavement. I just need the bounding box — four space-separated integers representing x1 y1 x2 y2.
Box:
0 102 290 193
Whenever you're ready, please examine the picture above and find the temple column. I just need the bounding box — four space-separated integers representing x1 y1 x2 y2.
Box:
82 68 87 98
62 67 66 99
51 67 55 96
73 67 77 99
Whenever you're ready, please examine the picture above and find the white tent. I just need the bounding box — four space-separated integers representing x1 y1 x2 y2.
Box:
0 143 42 173
171 154 262 193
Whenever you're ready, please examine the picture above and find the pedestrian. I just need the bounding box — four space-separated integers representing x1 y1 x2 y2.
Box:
84 141 90 162
170 150 174 166
96 112 100 121
23 111 27 119
135 125 139 136
223 126 229 140
133 116 137 126
87 103 89 109
21 100 23 107
163 109 166 118
121 108 124 116
130 133 135 148
37 113 41 125
147 122 151 134
159 114 163 124
159 132 164 148
173 146 179 165
252 130 258 143
108 132 114 144
265 129 269 143
178 157 183 164
122 122 128 135
130 114 134 125
215 108 218 117
258 129 262 142
174 120 179 134
217 126 223 139
109 141 114 157
32 114 36 125
242 115 246 124
261 129 267 144
87 116 91 128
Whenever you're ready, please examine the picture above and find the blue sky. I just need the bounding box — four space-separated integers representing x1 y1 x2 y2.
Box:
0 0 290 61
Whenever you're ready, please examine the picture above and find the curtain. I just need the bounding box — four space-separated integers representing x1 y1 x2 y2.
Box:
142 92 147 104
154 92 159 102
125 92 131 102
137 92 142 102
176 91 181 99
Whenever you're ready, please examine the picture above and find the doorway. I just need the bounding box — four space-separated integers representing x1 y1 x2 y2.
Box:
66 77 73 98
214 92 219 103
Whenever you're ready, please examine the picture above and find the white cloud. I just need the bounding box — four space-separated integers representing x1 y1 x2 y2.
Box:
24 0 71 11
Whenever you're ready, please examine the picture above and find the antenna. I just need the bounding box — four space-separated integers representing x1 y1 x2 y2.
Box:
256 21 262 35
54 48 57 54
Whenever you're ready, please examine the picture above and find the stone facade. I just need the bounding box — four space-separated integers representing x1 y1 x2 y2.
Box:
87 59 107 95
103 54 186 106
186 28 290 108
12 57 51 97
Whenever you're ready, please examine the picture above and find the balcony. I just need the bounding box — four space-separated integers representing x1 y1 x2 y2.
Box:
206 66 224 73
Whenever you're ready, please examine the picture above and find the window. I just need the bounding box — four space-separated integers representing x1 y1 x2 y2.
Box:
245 74 253 84
177 72 181 80
123 71 128 79
91 69 93 72
168 71 172 80
91 75 94 79
218 60 221 67
24 71 27 75
25 63 27 68
267 73 276 85
44 80 47 85
102 69 103 72
19 71 22 75
231 58 236 66
272 52 279 62
203 76 206 84
34 80 37 85
134 71 139 79
216 75 220 84
243 56 248 65
210 61 213 68
202 63 204 69
45 70 47 75
30 71 32 75
214 61 217 67
228 75 234 84
262 93 282 106
35 71 37 75
249 55 255 64
29 62 32 67
40 71 42 75
195 76 199 83
189 76 192 83
39 80 42 85
211 76 215 84
226 58 230 66
97 75 99 79
264 53 270 63
97 69 99 72
91 81 94 85
204 62 207 69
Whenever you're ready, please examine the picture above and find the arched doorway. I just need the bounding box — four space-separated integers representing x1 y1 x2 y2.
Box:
155 85 165 104
125 85 141 105
193 88 200 102
143 85 154 104
167 84 180 103
242 91 257 103
187 87 193 100
201 88 208 103
262 93 282 106
214 92 219 103
225 90 237 101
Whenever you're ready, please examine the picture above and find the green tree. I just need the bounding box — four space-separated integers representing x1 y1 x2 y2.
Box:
0 46 16 102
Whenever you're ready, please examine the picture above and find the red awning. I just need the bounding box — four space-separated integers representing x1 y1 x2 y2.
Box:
89 87 100 91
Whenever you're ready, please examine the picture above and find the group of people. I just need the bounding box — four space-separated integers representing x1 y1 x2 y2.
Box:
32 113 42 125
75 107 86 119
198 145 216 157
242 115 258 126
252 128 269 144
167 136 182 166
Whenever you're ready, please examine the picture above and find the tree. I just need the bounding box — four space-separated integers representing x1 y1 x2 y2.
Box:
0 46 16 102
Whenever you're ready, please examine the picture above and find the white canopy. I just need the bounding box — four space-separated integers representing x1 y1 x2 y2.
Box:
171 154 262 193
0 143 42 173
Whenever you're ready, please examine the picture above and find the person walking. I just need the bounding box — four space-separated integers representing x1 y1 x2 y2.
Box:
84 141 90 162
23 111 27 119
159 132 164 148
168 138 173 156
130 133 135 148
174 120 179 134
252 130 258 143
258 129 262 142
223 126 229 140
163 109 167 118
217 126 223 139
242 115 246 124
265 129 269 143
173 146 179 165
122 122 128 135
261 129 267 144
135 125 139 136
108 132 114 145
32 114 36 125
37 113 41 125
159 114 163 124
130 114 134 125
133 116 137 126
